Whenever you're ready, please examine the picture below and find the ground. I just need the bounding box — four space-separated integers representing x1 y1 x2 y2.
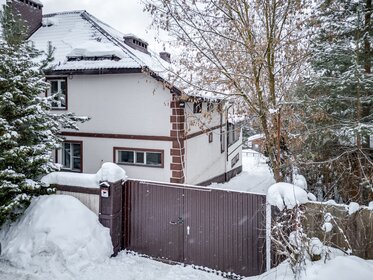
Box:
0 150 372 280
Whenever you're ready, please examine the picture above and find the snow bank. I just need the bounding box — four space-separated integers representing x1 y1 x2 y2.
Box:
244 255 373 280
0 195 113 273
267 182 309 211
67 41 125 59
41 162 127 187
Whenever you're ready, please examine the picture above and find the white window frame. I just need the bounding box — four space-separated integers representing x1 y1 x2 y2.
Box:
115 148 163 168
48 78 67 109
62 142 82 172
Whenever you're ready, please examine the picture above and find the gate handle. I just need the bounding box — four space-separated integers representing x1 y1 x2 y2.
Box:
169 217 184 225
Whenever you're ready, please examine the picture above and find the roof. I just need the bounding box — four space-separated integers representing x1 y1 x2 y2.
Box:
30 10 170 76
247 134 264 142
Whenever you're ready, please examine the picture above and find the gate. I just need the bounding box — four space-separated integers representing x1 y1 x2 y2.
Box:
122 180 266 277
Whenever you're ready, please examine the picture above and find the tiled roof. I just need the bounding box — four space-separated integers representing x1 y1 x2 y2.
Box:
30 10 169 74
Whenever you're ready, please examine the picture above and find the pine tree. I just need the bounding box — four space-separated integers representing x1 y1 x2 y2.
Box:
295 0 373 203
0 4 88 227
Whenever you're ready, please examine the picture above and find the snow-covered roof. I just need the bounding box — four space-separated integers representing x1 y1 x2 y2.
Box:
247 134 264 142
30 10 170 75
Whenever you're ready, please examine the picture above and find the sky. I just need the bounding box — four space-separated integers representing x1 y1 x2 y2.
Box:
41 0 169 52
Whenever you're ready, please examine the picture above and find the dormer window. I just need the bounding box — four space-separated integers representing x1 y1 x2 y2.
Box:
123 35 149 54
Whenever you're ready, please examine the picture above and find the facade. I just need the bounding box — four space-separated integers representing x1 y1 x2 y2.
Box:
5 0 242 185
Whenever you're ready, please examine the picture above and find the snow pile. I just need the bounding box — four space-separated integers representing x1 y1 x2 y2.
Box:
0 195 112 274
293 173 307 190
41 162 127 187
348 202 360 215
244 255 373 280
96 162 127 182
67 41 125 60
369 201 373 210
42 17 59 27
309 237 323 256
321 212 333 233
267 182 309 211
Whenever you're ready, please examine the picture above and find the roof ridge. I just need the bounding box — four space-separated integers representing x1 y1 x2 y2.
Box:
80 11 145 68
43 10 86 18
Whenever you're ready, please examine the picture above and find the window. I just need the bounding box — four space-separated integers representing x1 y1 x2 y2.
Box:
207 102 214 112
227 123 241 147
62 142 82 172
47 78 67 109
231 153 239 168
115 148 163 168
193 102 202 114
208 132 213 143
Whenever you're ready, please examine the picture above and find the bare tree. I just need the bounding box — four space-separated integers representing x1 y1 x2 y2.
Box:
145 0 309 181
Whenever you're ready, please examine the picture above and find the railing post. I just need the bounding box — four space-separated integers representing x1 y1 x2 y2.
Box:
98 179 123 256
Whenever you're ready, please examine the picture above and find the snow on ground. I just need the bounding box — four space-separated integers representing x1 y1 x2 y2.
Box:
0 195 224 280
209 149 275 194
244 256 373 280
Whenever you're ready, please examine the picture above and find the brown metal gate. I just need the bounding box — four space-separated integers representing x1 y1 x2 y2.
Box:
123 180 266 277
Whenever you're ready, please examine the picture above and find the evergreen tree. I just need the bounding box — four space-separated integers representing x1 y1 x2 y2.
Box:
0 4 88 227
295 0 373 203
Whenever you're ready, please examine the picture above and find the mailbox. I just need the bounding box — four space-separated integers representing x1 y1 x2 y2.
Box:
100 181 110 198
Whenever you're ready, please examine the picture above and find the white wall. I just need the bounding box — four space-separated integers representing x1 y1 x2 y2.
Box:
58 136 172 182
184 127 226 184
226 129 243 172
60 73 172 136
185 102 222 134
56 191 99 215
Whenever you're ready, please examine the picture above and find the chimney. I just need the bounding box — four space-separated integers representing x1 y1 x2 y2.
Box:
123 34 149 54
159 52 171 63
9 0 43 37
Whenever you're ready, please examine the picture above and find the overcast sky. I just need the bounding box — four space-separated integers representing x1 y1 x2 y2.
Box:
41 0 169 52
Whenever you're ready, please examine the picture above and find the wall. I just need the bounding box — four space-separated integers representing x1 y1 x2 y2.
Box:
184 127 226 185
58 73 172 136
56 190 99 215
184 101 222 135
57 135 172 181
227 129 243 173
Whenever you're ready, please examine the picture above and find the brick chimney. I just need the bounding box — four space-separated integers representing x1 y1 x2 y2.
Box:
159 52 171 63
9 0 43 37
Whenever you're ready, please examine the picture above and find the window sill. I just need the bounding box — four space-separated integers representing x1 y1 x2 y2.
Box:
116 162 164 169
52 108 68 111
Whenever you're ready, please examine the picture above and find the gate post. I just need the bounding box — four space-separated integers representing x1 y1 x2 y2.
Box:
99 179 123 256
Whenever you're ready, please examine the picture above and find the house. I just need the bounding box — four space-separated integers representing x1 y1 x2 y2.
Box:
247 134 265 153
3 0 242 185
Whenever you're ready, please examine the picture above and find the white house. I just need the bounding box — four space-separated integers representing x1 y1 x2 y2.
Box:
5 0 242 185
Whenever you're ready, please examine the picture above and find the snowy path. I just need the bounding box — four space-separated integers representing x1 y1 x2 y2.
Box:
209 149 275 194
0 252 224 280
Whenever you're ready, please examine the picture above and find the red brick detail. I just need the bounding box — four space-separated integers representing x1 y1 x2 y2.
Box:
172 108 184 116
172 156 184 164
170 96 185 183
170 177 185 184
172 140 184 149
170 101 181 108
170 130 185 137
170 163 183 170
170 148 185 156
172 123 184 130
170 115 185 123
172 170 184 178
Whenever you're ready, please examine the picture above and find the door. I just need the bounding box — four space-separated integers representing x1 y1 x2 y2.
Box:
124 181 184 262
